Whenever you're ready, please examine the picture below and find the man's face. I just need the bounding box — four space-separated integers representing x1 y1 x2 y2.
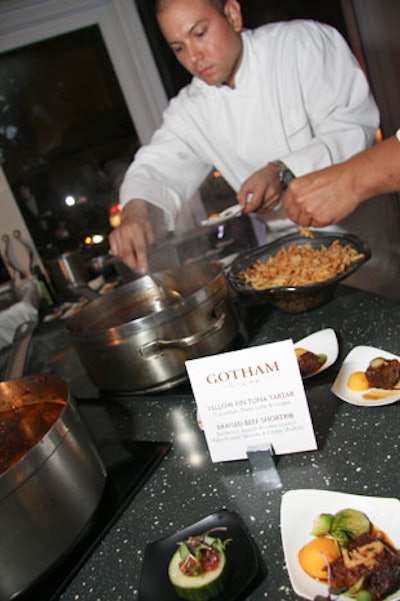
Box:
157 0 243 88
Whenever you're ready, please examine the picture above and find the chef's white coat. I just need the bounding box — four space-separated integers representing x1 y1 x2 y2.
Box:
120 20 400 297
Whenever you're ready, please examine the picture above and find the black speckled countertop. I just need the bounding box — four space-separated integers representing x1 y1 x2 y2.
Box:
2 284 400 601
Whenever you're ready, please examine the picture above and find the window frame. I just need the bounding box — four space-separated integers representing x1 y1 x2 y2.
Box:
0 0 168 275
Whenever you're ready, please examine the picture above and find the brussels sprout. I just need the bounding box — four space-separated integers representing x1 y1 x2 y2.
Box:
346 576 366 597
355 591 372 601
368 357 387 368
331 528 350 548
311 513 334 537
331 508 370 544
318 353 328 365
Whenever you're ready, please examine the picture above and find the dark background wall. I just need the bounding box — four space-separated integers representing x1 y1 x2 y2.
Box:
343 0 400 138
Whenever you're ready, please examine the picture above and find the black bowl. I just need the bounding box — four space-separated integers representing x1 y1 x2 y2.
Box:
227 231 371 313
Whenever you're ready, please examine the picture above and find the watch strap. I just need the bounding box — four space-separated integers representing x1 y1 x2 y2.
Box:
271 160 295 190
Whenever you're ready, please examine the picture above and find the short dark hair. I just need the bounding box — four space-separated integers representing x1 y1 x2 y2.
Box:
209 0 227 14
155 0 227 17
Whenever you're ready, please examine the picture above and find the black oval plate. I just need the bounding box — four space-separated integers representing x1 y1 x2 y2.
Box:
138 509 266 600
227 231 371 306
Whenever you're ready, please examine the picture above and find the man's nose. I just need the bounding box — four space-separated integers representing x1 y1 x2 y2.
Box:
187 42 203 64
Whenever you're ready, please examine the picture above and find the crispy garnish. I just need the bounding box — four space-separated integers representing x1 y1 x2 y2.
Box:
342 540 384 570
298 226 315 239
238 240 364 289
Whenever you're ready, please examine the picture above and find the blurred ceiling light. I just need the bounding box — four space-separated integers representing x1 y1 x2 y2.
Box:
65 195 76 207
375 127 383 143
109 203 122 228
110 203 121 214
84 234 104 246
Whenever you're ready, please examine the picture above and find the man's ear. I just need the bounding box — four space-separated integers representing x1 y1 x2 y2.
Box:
224 0 243 32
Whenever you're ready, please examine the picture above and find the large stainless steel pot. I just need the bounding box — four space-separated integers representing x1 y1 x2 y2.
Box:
0 323 106 601
67 262 239 394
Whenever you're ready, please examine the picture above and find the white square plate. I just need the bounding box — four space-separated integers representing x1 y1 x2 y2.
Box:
281 489 400 600
295 328 339 378
331 345 400 407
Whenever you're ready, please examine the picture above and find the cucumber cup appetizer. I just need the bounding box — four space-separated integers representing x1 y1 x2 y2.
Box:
168 528 230 601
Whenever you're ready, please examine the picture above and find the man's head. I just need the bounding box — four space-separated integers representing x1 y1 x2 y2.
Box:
156 0 243 89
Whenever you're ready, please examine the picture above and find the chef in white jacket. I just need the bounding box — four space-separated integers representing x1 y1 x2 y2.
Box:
110 0 398 296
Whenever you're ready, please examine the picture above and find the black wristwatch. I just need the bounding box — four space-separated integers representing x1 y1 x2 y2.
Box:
271 160 295 191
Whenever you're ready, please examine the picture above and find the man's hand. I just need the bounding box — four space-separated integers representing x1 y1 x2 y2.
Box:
109 199 154 274
283 164 361 227
237 163 282 217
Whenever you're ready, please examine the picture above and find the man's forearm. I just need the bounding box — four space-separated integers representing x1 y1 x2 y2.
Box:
351 134 400 202
121 198 149 221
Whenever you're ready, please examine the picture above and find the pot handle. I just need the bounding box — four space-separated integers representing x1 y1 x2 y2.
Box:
139 310 226 357
4 319 38 380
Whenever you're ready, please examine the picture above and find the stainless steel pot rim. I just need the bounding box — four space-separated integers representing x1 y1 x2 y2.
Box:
67 285 226 337
67 263 228 338
0 380 75 495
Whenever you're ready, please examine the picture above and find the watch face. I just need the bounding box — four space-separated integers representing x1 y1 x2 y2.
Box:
280 165 295 189
271 160 294 189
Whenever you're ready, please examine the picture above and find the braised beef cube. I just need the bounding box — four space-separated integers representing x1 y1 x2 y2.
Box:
369 562 400 601
330 533 400 601
297 351 322 377
365 358 400 389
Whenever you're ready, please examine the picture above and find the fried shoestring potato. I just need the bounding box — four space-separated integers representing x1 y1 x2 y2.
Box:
238 240 364 290
298 226 315 239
